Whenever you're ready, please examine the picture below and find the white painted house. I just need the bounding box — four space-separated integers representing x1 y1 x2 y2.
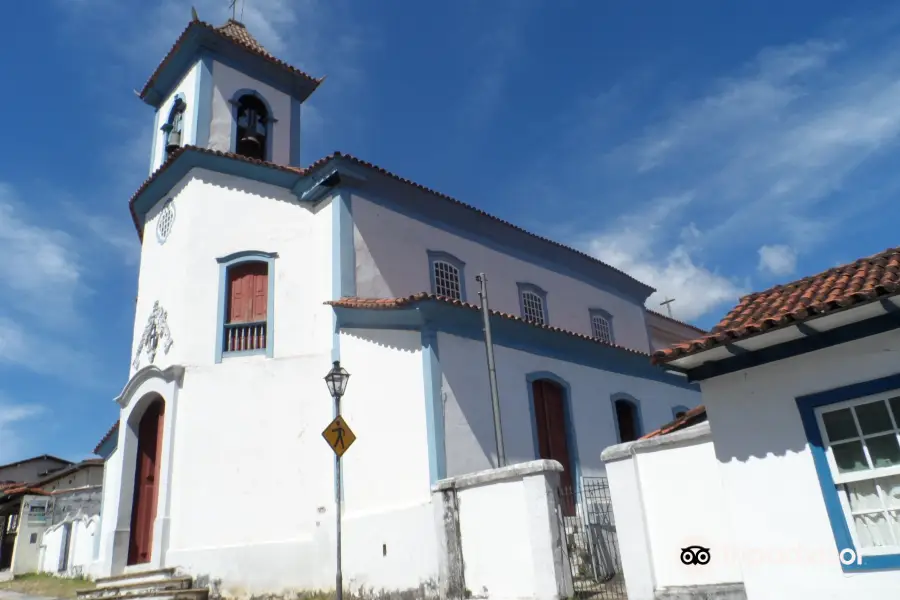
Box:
603 246 900 600
90 16 702 597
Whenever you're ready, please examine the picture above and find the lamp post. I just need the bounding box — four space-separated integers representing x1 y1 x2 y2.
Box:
324 361 350 600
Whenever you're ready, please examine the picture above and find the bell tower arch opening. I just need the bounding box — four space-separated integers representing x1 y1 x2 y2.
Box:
233 92 271 161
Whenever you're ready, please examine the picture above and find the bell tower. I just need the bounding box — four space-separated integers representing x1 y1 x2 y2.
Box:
139 14 323 174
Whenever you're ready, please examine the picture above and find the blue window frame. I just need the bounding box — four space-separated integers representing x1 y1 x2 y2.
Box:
797 372 900 571
215 250 278 363
590 308 615 343
611 393 644 443
672 405 690 419
517 283 548 325
230 89 275 162
427 250 466 301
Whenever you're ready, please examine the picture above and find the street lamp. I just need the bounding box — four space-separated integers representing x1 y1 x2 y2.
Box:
324 360 350 600
324 361 350 399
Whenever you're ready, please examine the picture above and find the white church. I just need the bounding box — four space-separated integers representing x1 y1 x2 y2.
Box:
89 16 704 596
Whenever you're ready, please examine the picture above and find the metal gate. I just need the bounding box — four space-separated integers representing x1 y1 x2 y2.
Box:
557 477 627 599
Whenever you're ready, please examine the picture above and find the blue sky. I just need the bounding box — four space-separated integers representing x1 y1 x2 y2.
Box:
2 0 899 463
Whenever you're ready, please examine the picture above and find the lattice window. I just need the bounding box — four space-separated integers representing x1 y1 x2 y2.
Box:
433 261 462 300
522 291 545 325
592 313 613 343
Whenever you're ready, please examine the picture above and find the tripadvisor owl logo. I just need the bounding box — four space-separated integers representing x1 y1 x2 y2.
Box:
680 545 711 565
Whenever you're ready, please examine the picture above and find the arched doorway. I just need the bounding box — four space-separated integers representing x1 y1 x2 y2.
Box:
128 397 165 565
531 378 576 515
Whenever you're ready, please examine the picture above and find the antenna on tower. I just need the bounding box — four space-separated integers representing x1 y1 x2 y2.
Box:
660 297 676 318
228 0 237 20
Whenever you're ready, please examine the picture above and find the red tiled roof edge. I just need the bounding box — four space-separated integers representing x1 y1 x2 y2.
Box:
640 405 708 440
93 422 120 456
646 309 707 334
327 293 652 357
652 247 900 365
139 19 322 100
128 148 653 293
1 486 49 497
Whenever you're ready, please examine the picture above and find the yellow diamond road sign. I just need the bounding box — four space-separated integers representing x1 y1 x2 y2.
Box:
322 415 356 458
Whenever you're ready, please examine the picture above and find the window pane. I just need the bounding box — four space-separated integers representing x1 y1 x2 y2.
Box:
846 479 882 512
856 401 893 436
867 434 900 468
833 441 869 473
889 397 900 424
879 475 900 509
823 408 858 442
854 512 895 548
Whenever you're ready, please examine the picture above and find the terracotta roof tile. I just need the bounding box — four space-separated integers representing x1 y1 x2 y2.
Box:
640 405 708 440
93 421 120 456
652 246 900 364
327 293 651 357
139 19 322 101
0 486 49 497
129 148 652 293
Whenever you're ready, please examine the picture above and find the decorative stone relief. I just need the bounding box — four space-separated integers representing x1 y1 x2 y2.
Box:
132 301 174 370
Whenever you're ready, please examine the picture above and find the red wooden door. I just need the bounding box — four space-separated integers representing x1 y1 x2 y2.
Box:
128 399 165 565
228 263 267 324
532 380 575 516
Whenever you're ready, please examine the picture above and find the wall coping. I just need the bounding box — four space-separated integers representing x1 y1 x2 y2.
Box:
433 459 563 492
601 421 712 463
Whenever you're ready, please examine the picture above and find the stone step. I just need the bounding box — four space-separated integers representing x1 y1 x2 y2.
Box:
84 589 208 600
78 577 193 599
94 568 179 587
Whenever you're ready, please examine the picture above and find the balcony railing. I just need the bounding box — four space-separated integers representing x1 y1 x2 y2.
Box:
223 320 267 354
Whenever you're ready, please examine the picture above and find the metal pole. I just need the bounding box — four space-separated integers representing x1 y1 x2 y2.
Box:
476 273 506 467
334 395 343 600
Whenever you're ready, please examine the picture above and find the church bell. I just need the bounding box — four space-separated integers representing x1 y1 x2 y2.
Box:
165 129 182 153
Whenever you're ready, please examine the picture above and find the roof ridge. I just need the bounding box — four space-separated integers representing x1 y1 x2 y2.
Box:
327 292 654 358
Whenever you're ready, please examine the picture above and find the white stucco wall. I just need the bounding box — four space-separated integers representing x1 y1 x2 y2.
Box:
39 516 98 577
150 61 200 173
351 193 652 354
603 425 743 600
700 328 900 599
132 169 333 373
11 496 46 575
438 332 700 477
208 61 293 165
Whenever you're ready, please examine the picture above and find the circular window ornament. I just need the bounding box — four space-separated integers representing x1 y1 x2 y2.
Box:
156 200 175 244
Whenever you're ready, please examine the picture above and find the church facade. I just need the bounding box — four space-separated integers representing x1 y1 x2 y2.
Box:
91 17 701 595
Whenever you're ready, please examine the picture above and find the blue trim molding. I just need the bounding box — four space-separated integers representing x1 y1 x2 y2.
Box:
589 308 615 343
797 372 900 572
427 250 467 301
526 371 581 493
230 88 276 162
331 191 355 362
290 98 303 167
332 299 699 391
517 282 549 323
422 329 447 485
193 54 213 148
610 392 645 442
672 405 690 419
140 24 319 108
214 250 278 363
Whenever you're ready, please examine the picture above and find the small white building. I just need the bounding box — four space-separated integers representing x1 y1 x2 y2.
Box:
603 245 900 600
90 16 703 596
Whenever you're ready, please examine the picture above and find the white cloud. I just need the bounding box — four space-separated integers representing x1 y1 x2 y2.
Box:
758 244 798 277
0 185 84 324
0 400 45 464
581 196 747 322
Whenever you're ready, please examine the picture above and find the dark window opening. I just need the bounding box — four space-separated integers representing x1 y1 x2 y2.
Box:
615 399 640 442
164 98 186 161
235 95 269 160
